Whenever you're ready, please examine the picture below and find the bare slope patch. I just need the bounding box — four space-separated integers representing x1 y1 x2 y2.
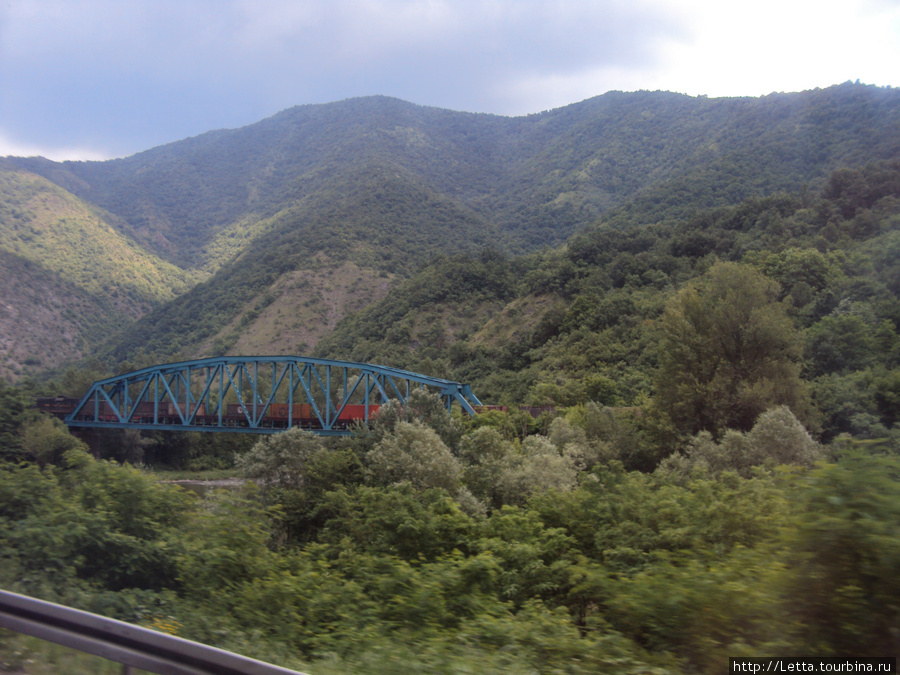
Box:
195 261 394 357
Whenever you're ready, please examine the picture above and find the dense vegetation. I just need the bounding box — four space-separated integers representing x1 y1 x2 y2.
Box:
318 160 900 449
2 83 900 672
4 159 900 669
105 83 900 366
3 83 898 376
0 164 198 380
21 85 900 268
2 385 898 672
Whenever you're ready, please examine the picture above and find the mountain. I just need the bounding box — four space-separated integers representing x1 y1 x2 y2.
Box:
0 163 198 380
313 158 900 445
2 83 899 378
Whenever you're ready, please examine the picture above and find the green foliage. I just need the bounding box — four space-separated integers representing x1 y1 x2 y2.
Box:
6 84 895 372
312 159 900 436
458 427 519 508
316 484 475 562
0 166 196 303
784 452 900 655
0 165 198 378
65 457 194 591
369 388 464 451
0 379 28 458
237 428 329 492
367 421 462 492
874 369 900 427
0 449 194 597
496 435 579 506
806 311 877 375
177 485 278 600
652 262 807 440
5 380 900 673
660 406 825 478
6 86 900 672
19 416 90 467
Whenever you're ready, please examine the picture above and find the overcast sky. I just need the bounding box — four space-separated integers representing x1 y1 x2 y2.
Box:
1 0 898 161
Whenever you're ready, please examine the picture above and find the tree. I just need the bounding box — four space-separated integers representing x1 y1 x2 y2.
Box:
785 452 900 656
0 380 27 459
652 262 807 440
368 389 463 451
806 311 875 376
236 428 327 493
496 436 578 506
660 405 824 478
19 416 90 467
367 421 462 492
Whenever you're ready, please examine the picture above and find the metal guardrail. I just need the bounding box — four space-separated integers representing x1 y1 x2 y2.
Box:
0 589 307 675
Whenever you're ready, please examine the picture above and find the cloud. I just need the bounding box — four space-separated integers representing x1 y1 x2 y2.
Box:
0 0 685 158
0 129 112 162
0 0 897 160
646 0 900 97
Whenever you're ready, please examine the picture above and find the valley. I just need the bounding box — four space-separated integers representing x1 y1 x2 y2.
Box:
2 82 900 673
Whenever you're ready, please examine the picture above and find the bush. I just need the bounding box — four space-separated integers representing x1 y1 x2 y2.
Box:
367 421 461 492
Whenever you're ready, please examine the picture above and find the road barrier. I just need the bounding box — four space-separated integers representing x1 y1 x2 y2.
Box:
0 589 306 675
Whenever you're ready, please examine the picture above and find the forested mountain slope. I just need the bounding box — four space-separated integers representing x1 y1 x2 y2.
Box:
102 83 900 365
3 83 899 375
315 159 900 447
4 89 900 674
15 84 900 266
0 164 198 380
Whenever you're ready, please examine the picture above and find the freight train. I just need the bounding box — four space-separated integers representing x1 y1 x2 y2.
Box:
35 396 381 431
36 397 528 431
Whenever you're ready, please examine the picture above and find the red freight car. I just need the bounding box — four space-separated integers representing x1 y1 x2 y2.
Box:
35 397 80 419
36 396 382 429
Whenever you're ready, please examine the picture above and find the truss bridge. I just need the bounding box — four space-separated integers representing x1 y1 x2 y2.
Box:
54 356 483 436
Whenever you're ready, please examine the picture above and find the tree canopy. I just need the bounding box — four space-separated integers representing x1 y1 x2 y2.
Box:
652 261 807 439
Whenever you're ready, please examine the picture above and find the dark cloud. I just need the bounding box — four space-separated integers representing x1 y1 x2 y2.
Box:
0 0 680 158
0 0 673 155
4 0 899 159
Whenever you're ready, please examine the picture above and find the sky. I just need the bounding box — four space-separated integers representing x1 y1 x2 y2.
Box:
1 0 898 161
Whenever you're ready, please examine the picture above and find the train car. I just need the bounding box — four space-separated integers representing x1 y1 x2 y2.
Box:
83 401 118 422
265 403 314 423
65 400 209 424
518 405 557 418
35 397 79 419
473 405 509 414
227 402 316 428
154 402 206 423
34 394 385 431
336 404 380 427
39 396 116 422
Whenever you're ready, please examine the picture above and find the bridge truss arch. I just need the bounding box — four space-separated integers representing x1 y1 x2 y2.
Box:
65 356 483 435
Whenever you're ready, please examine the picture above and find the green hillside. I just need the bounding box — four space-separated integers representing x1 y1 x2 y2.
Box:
316 159 900 445
0 164 200 379
4 88 900 674
105 166 504 361
0 166 197 301
0 249 120 382
15 84 900 267
3 83 899 376
93 83 900 366
11 97 513 269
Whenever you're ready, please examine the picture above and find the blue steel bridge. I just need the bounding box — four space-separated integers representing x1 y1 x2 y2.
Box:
62 356 484 436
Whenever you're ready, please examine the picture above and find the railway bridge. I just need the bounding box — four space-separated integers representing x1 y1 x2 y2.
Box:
50 356 483 436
